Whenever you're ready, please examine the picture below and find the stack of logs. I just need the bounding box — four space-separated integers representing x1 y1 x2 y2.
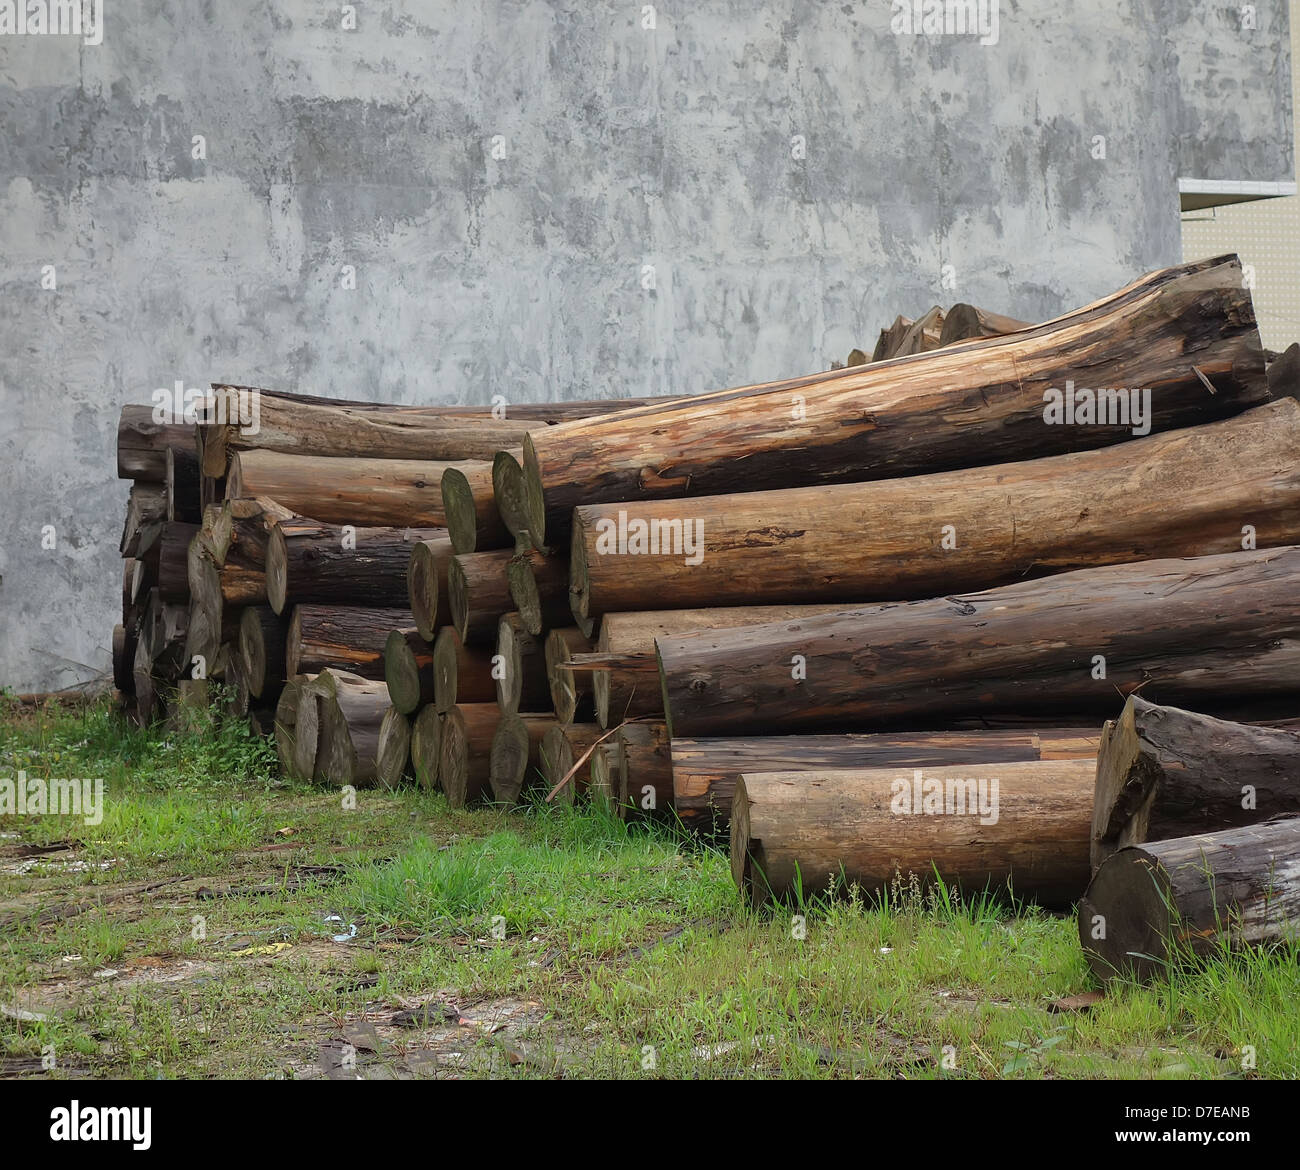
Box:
110 253 1300 985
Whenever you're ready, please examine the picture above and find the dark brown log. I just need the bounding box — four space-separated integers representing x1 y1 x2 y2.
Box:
384 627 434 715
117 404 193 481
571 399 1300 620
938 304 1032 346
156 522 199 601
432 626 497 713
239 606 286 701
448 549 515 644
132 633 157 726
266 521 445 615
871 314 913 362
545 627 596 724
520 257 1267 549
183 600 239 679
539 723 607 806
673 728 1101 832
889 305 945 358
411 704 442 791
226 449 486 530
120 482 168 557
507 549 571 636
203 497 294 568
571 652 662 727
1267 342 1300 399
407 534 456 642
659 547 1300 736
616 722 673 820
112 622 134 695
1080 818 1300 984
165 444 202 522
1091 697 1300 870
286 605 412 679
488 712 555 803
376 706 412 789
438 704 499 808
315 670 390 787
440 464 512 553
496 613 552 716
732 760 1097 906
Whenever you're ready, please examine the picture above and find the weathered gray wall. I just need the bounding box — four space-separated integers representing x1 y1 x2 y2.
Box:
0 1 1291 691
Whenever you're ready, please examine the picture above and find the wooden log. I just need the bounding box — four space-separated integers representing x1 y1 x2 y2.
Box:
1080 819 1300 984
203 496 294 568
112 622 135 695
117 404 193 481
238 606 285 701
315 670 390 787
439 464 512 553
408 534 457 642
539 723 607 806
274 679 305 778
168 678 212 734
870 315 913 362
938 304 1032 346
183 600 239 679
572 652 662 727
616 722 673 820
132 633 157 726
506 549 571 636
1090 697 1300 870
889 305 945 358
571 399 1300 620
411 704 442 791
292 676 324 780
119 482 168 557
587 743 620 812
496 613 552 715
155 522 199 600
490 451 532 551
286 605 412 679
520 257 1267 549
266 521 445 615
732 760 1097 906
545 627 596 724
672 728 1101 832
432 626 497 714
225 651 251 718
226 449 487 529
376 706 412 789
448 549 515 644
384 627 434 715
438 704 500 808
658 547 1300 736
594 606 846 727
488 712 555 803
165 445 202 523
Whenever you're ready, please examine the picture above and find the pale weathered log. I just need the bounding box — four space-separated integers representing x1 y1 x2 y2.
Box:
408 534 457 641
520 257 1267 549
120 482 168 557
488 712 555 804
432 626 497 713
938 304 1032 346
384 627 434 715
203 496 294 568
274 679 306 778
659 547 1300 736
571 399 1300 621
315 670 390 787
733 760 1097 906
376 706 412 789
1080 819 1300 984
438 704 500 808
507 548 571 636
439 464 513 553
1090 697 1300 870
539 723 608 806
496 612 552 715
411 704 442 791
545 627 596 724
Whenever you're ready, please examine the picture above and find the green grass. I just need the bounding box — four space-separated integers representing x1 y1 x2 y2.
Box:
0 695 1296 1079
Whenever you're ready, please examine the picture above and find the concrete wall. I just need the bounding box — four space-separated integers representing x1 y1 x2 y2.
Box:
0 1 1292 692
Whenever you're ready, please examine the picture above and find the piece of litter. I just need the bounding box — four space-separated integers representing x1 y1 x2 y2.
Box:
879 947 893 954
92 969 119 979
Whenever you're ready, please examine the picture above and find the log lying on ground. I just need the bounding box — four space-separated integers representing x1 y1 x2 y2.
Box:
587 743 620 811
545 628 596 723
274 679 306 778
673 728 1102 831
448 549 515 643
411 704 442 790
496 613 552 715
315 670 389 786
732 760 1097 906
407 534 457 641
120 483 167 557
539 723 607 806
520 256 1268 549
572 399 1300 620
489 713 555 804
287 605 412 679
227 450 488 531
507 549 571 636
440 464 512 553
616 722 673 820
376 706 412 789
659 547 1300 736
384 628 434 715
938 304 1032 346
438 704 500 808
594 606 848 726
117 405 193 481
266 522 444 615
1090 697 1300 869
184 600 239 676
199 391 537 475
238 606 286 701
432 626 497 713
292 676 324 780
1080 819 1300 984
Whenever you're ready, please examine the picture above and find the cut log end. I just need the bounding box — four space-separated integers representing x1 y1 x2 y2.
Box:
1078 852 1173 985
521 432 548 552
489 714 532 805
492 450 531 549
568 521 593 636
384 628 428 715
408 536 450 642
441 466 480 555
411 704 442 791
448 556 471 643
376 706 411 790
264 526 289 614
439 706 471 808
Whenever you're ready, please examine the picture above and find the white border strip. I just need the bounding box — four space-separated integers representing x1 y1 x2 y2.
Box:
1178 178 1297 198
